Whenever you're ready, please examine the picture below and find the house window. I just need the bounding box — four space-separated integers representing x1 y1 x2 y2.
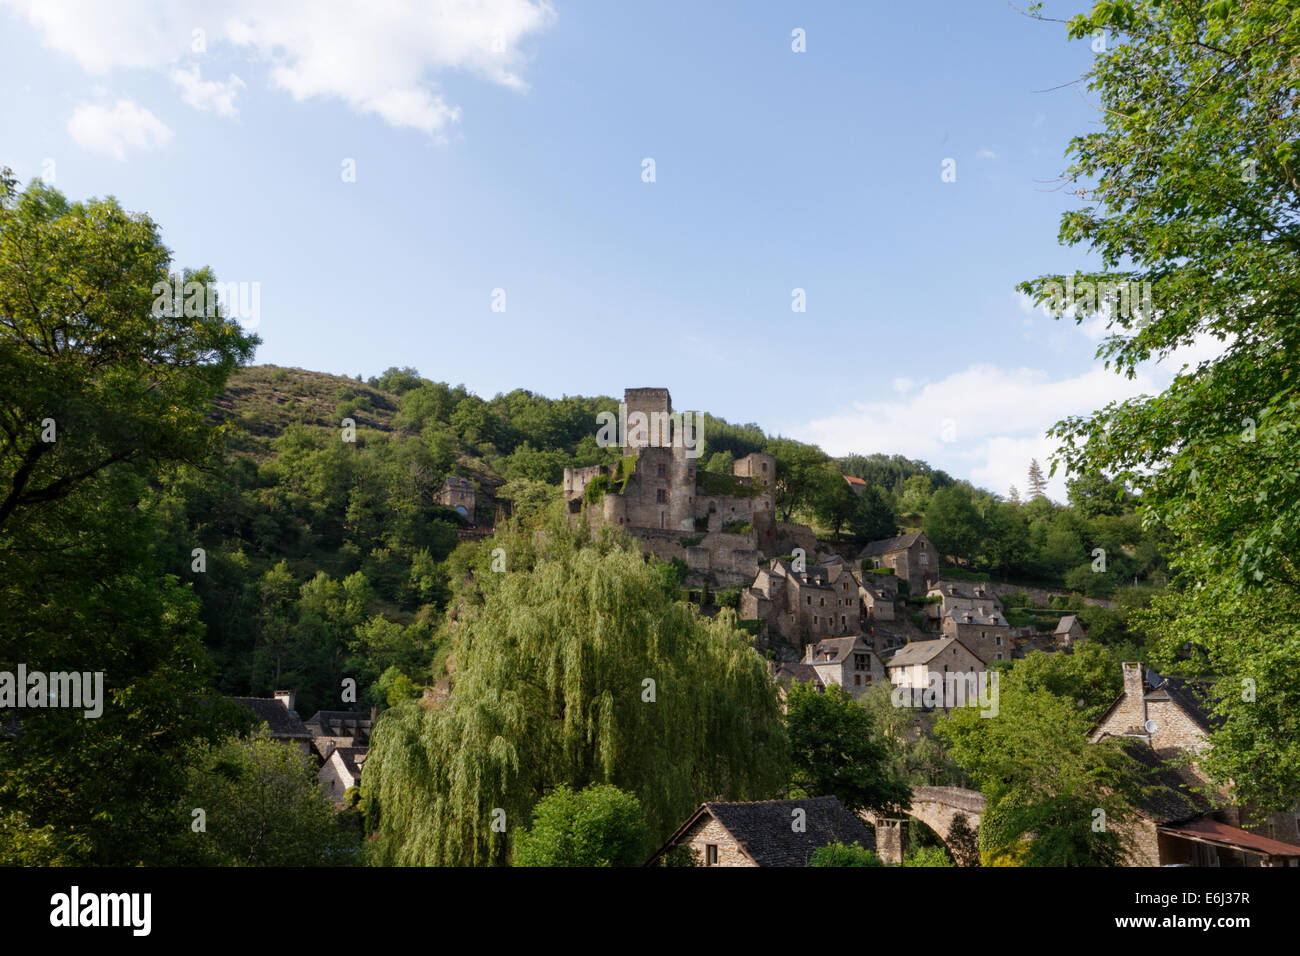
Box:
855 675 862 686
996 635 1003 646
807 597 812 605
819 598 825 607
705 844 718 866
920 552 929 567
657 464 665 477
656 489 667 503
854 653 867 670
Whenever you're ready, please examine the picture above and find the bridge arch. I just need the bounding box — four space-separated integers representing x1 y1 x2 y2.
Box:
862 787 984 865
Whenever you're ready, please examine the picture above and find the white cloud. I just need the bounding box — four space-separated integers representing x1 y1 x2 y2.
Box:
976 148 998 159
4 0 556 134
796 363 1157 502
67 100 173 159
171 64 245 118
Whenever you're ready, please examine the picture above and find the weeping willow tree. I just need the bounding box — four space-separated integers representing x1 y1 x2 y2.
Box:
362 518 789 865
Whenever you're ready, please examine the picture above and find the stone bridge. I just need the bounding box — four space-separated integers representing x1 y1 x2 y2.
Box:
862 787 985 865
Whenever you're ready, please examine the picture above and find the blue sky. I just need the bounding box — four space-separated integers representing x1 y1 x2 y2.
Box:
0 1 1212 500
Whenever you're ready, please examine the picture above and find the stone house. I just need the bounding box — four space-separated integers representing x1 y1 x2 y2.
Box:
319 747 367 806
1091 661 1300 865
859 531 935 595
229 691 313 756
939 606 1011 663
802 635 885 698
1054 614 1087 647
436 475 475 520
303 709 373 762
886 637 987 710
742 557 860 643
856 572 897 622
647 797 876 867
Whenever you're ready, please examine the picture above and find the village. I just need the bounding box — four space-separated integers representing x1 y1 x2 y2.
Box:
232 387 1300 867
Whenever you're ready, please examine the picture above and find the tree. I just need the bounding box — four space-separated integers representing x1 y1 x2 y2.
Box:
1017 1 1300 808
811 466 858 540
923 485 984 566
362 519 789 865
848 484 898 544
1026 460 1048 501
936 652 1139 867
512 784 651 867
785 682 910 815
809 841 882 867
0 173 258 864
767 438 829 522
1008 485 1022 506
184 731 357 866
0 174 257 531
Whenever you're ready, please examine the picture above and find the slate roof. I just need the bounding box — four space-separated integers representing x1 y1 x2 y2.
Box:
1147 675 1218 734
773 662 824 691
861 532 924 557
330 747 368 781
230 697 311 740
651 796 876 867
1120 741 1216 825
1055 614 1080 635
442 476 474 490
305 710 373 743
944 606 1008 627
810 636 871 663
886 636 983 668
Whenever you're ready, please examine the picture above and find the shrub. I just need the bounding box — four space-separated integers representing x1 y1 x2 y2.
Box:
809 841 883 867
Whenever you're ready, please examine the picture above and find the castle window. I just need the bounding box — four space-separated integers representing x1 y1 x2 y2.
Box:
656 489 667 503
657 464 665 477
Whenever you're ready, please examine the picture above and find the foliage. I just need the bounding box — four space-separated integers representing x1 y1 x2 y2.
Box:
361 521 789 865
184 731 358 866
512 783 651 866
785 682 910 815
903 844 954 867
1018 0 1300 808
809 841 883 867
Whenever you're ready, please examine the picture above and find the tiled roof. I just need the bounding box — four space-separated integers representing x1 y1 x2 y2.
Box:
666 797 876 866
1160 816 1300 858
230 697 311 739
944 607 1008 627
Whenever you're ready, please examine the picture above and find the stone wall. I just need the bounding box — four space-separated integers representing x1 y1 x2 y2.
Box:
683 815 753 867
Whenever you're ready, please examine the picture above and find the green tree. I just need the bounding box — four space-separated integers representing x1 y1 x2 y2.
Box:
1017 1 1300 808
0 172 257 865
512 784 651 867
848 484 898 543
184 731 358 866
923 485 984 565
767 438 829 522
786 682 910 815
362 520 789 865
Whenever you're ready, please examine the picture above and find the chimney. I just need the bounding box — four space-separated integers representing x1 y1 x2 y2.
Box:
804 642 815 664
274 689 296 713
1121 662 1144 704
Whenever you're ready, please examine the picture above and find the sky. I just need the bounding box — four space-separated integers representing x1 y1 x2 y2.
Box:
0 0 1220 501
